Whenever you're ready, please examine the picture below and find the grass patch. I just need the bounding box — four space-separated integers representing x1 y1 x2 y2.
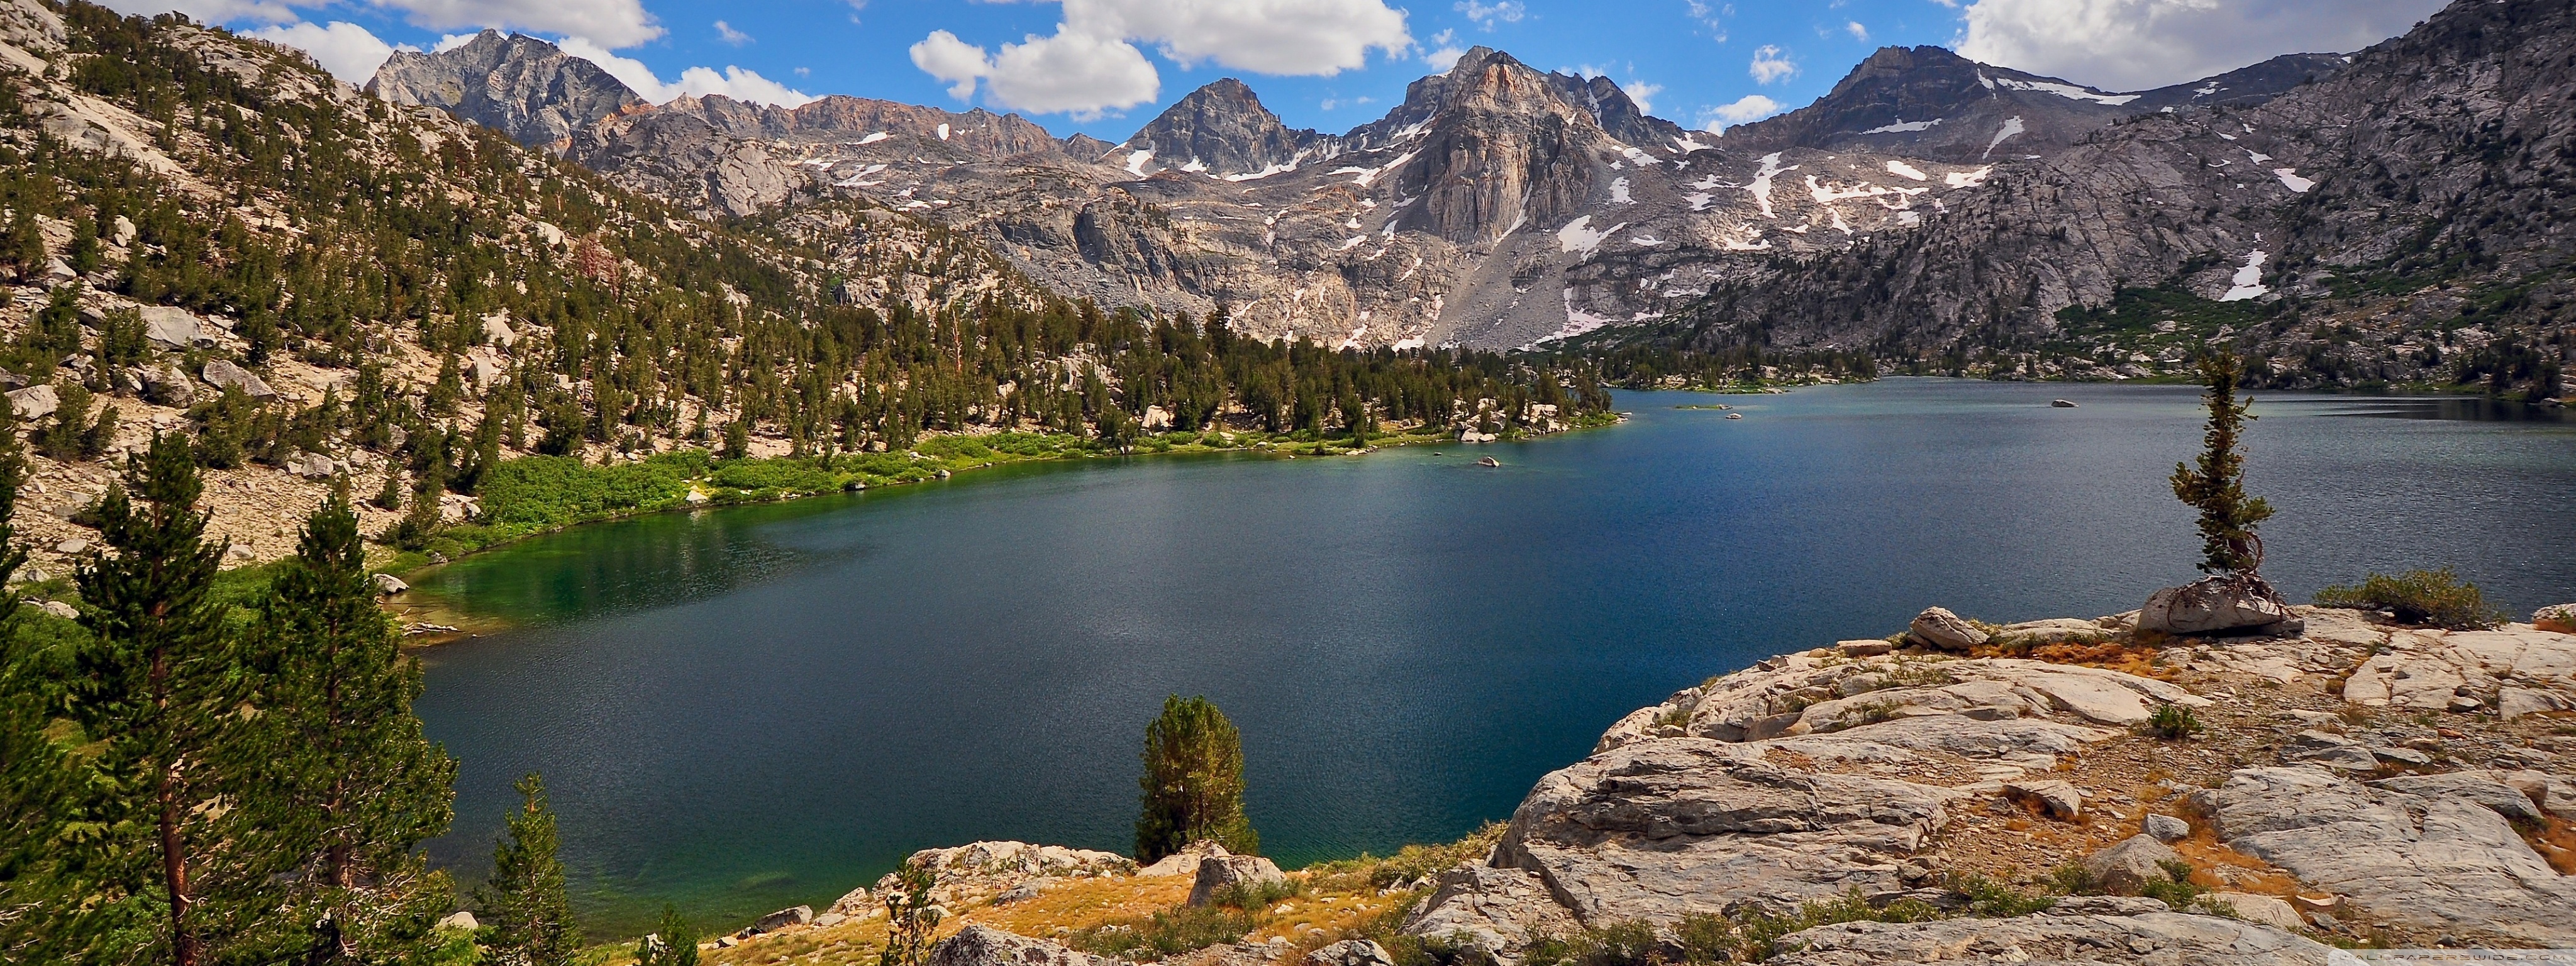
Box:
1309 821 1509 891
1067 905 1255 962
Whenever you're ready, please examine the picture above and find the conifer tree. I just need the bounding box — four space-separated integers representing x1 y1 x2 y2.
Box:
249 491 459 962
70 433 247 966
2170 353 2274 577
640 905 701 966
1135 695 1258 863
479 772 575 966
0 406 97 962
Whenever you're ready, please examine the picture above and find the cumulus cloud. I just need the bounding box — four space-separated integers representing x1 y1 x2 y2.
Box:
914 0 1411 117
1456 0 1524 31
1420 28 1468 69
366 0 662 48
1700 94 1781 131
909 26 1159 119
714 19 750 47
1623 79 1662 115
432 32 477 51
1748 45 1794 84
1955 0 2445 91
1845 21 1868 42
248 20 411 81
556 36 817 108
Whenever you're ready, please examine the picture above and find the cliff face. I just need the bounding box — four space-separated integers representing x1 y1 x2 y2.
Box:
366 30 643 148
1114 78 1312 177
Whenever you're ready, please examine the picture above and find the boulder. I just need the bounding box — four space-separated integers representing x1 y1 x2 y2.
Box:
142 364 196 406
825 884 872 917
2142 813 2190 843
1399 865 1579 955
435 911 478 931
1762 911 2329 965
373 573 408 596
2499 687 2573 719
992 882 1041 905
2207 891 2305 931
200 360 276 399
52 538 86 554
1906 607 1988 650
2080 835 2179 896
6 384 57 420
33 599 76 619
1187 854 1284 906
752 905 812 933
2189 765 2576 947
2138 575 2302 636
287 452 336 480
1833 639 1893 657
140 306 206 348
1304 939 1396 966
1139 840 1230 877
926 925 1119 966
2003 779 2083 821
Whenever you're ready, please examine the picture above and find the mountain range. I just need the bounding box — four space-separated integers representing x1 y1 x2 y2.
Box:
352 0 2568 398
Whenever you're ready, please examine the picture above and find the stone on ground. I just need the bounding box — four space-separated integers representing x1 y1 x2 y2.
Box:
1187 854 1285 907
927 925 1121 966
2080 835 2179 896
2138 575 2302 636
1907 606 1989 650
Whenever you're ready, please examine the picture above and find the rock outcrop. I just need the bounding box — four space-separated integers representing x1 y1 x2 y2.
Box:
2139 577 2302 637
1407 604 2576 958
927 925 1123 966
1188 854 1285 907
367 31 645 148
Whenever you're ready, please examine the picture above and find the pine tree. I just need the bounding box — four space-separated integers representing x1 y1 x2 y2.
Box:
479 772 575 966
0 405 103 962
2170 353 2273 577
640 904 701 966
248 491 459 962
1134 695 1258 863
69 433 248 966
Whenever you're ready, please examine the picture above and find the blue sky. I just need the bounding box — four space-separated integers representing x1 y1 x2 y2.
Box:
114 0 2449 142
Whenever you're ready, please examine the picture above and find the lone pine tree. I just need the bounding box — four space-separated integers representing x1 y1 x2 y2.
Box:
1135 695 1259 864
2169 353 2274 577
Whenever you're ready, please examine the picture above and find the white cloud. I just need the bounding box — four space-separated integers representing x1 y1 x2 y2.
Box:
1748 44 1794 84
1623 79 1662 115
714 19 751 47
1699 94 1780 131
1845 20 1868 42
433 32 477 52
364 0 663 48
914 0 1411 117
1456 0 1524 31
557 35 818 108
1420 28 1467 69
1956 0 2445 91
249 20 409 82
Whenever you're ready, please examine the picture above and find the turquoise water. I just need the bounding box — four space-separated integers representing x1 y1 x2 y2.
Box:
409 380 2576 935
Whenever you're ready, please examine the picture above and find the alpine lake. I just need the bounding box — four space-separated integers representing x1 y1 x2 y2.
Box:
406 379 2576 935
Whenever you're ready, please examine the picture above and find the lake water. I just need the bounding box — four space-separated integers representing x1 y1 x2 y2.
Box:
409 380 2576 936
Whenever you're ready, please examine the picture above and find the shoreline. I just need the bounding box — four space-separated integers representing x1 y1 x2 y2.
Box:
385 415 1628 645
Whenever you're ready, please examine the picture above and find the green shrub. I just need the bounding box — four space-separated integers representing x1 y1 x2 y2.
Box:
2140 860 2204 910
1950 874 2057 918
2146 704 2202 740
2313 569 2505 630
1518 919 1660 966
1308 822 1507 891
1207 877 1301 911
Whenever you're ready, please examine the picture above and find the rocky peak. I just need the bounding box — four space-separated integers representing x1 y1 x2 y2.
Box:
1368 47 1616 243
1118 78 1314 177
367 30 645 149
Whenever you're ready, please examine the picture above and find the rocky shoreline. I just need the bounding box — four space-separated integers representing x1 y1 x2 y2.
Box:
708 602 2576 965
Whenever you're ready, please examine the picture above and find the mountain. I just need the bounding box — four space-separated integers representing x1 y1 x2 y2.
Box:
1607 0 2572 396
1716 45 2338 163
367 30 643 148
1114 77 1314 177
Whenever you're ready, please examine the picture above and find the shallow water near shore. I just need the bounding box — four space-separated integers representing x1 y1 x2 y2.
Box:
409 380 2576 936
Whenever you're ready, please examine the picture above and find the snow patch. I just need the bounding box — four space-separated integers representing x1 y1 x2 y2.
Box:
858 131 889 145
1982 117 2024 160
1885 160 1928 181
2273 169 2314 192
1179 157 1209 173
1557 216 1627 256
1609 177 1633 204
1863 118 1942 135
1988 76 2138 105
936 123 950 141
1674 134 1713 153
1746 152 1794 218
2220 250 2268 301
1124 150 1153 176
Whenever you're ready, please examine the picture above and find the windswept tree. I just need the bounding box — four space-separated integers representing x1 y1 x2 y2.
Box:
69 434 254 966
1135 695 1258 864
247 490 459 962
478 773 575 966
2170 353 2274 579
